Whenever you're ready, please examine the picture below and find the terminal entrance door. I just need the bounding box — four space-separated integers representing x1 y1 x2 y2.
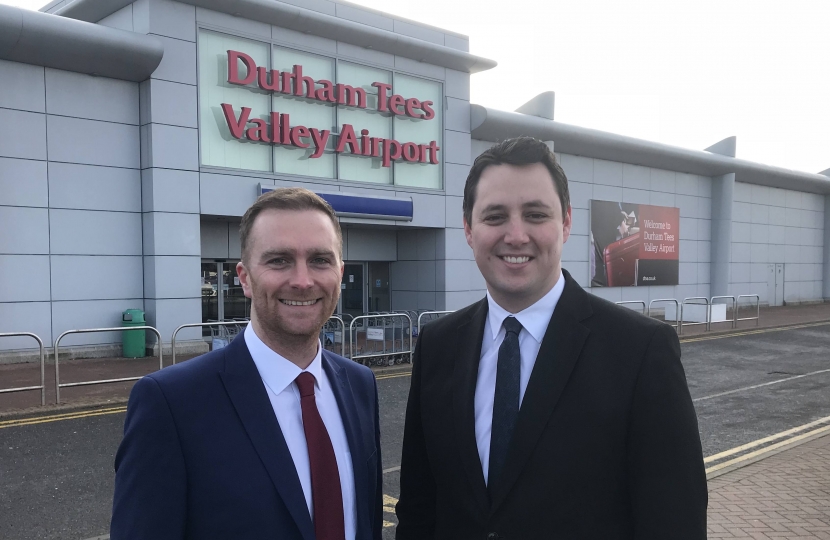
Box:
201 261 250 334
339 262 390 319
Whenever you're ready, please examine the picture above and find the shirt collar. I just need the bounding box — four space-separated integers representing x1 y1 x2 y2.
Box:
486 271 566 344
244 323 323 396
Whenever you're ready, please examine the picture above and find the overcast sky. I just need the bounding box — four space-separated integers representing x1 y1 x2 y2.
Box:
5 0 830 175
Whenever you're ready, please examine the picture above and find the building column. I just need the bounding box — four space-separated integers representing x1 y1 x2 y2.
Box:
710 173 735 297
821 170 830 301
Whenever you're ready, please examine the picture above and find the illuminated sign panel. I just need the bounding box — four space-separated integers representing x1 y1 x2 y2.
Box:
198 30 443 188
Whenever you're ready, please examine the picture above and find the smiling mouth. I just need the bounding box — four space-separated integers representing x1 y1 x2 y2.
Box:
279 299 320 306
501 256 531 264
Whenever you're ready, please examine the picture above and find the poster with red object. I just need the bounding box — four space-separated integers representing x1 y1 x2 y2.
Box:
590 200 680 287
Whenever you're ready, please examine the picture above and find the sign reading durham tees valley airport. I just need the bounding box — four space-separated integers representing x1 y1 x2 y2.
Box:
220 50 441 168
590 200 680 287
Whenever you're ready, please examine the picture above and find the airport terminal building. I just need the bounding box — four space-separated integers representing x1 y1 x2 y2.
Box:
1 0 829 357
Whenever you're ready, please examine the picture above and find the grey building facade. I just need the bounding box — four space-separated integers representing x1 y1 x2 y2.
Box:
0 0 828 359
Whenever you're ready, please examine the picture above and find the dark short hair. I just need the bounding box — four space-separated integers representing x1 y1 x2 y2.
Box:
463 136 570 225
240 187 342 264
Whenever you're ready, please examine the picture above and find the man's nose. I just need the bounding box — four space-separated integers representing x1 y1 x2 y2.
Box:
503 217 529 245
289 262 315 289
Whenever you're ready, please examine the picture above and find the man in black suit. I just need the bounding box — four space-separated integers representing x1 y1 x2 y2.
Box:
112 188 382 540
396 137 707 539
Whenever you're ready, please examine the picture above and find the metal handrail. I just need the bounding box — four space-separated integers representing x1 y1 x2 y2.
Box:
648 299 681 333
711 295 737 329
54 326 163 404
171 321 249 365
0 332 46 406
681 297 711 332
349 313 413 366
615 300 646 316
736 294 761 326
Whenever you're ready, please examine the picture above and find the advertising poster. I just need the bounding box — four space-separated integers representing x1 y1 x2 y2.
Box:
590 200 680 287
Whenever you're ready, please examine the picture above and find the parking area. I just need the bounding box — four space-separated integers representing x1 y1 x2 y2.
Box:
1 318 829 539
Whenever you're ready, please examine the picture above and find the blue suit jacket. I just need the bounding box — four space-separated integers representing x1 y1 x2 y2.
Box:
111 333 383 540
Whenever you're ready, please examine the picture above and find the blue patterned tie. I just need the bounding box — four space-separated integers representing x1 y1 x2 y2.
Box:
488 316 523 493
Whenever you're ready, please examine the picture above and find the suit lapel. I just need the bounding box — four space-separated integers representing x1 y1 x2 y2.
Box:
489 272 593 512
219 334 315 540
322 351 370 540
452 298 491 515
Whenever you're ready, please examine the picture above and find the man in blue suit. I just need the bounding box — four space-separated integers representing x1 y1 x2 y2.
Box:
111 188 383 540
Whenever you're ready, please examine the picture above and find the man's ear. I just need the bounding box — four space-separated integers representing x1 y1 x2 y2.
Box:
237 261 253 298
464 216 473 247
562 205 573 243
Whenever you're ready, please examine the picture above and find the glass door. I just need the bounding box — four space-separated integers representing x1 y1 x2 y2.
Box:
367 262 390 313
340 262 365 319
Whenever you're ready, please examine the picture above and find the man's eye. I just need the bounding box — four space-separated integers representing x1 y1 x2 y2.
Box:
269 258 288 265
312 258 331 265
482 215 504 223
526 212 548 220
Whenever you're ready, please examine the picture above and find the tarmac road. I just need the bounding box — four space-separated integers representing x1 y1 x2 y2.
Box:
1 322 829 540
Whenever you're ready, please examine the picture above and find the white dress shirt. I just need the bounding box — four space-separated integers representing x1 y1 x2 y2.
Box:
474 272 566 485
245 324 356 539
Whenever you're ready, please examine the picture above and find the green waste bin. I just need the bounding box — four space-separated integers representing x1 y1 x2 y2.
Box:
122 309 146 358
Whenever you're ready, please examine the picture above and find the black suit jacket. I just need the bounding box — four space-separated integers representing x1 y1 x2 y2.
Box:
396 270 707 540
111 333 383 540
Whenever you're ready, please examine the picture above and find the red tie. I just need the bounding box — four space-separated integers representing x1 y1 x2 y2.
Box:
295 372 346 540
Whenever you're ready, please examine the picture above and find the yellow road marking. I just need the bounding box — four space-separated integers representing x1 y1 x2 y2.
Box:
376 372 412 381
680 320 830 343
704 414 830 464
705 423 830 475
0 406 127 429
382 494 399 528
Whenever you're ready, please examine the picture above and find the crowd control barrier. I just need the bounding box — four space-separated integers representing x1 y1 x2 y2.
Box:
615 300 646 316
321 316 346 357
710 295 737 329
171 320 249 365
736 294 761 327
349 313 413 366
54 326 163 404
0 332 46 406
681 297 711 333
648 299 681 333
416 310 454 337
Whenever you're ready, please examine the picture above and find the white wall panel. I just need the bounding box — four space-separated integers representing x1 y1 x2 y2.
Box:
0 158 48 207
0 207 49 254
48 163 141 212
0 255 50 302
50 210 142 256
50 255 143 301
47 116 140 168
45 69 139 125
0 60 45 113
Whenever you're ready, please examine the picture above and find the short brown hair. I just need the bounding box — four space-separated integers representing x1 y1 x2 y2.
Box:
463 137 570 225
239 188 342 264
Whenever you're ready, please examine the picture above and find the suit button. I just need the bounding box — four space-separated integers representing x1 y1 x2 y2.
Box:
487 534 499 540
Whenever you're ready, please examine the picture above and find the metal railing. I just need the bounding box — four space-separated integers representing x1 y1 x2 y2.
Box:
681 297 711 332
711 295 737 329
321 316 346 357
0 332 46 406
349 313 413 366
615 300 646 316
54 326 163 404
171 321 249 365
736 294 761 326
416 310 454 337
648 299 681 333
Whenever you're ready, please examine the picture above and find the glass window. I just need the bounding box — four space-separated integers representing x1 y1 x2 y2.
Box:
393 74 443 189
272 46 336 178
199 31 271 171
337 62 393 185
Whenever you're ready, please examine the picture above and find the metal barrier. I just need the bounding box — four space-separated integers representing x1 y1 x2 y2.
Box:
648 299 681 333
171 321 249 365
349 313 413 366
321 316 346 357
0 332 46 406
681 297 711 333
736 294 761 326
615 300 646 316
416 310 454 337
54 326 163 404
711 295 737 329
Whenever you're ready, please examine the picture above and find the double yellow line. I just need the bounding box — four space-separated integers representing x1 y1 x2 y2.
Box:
0 406 128 430
680 320 830 343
